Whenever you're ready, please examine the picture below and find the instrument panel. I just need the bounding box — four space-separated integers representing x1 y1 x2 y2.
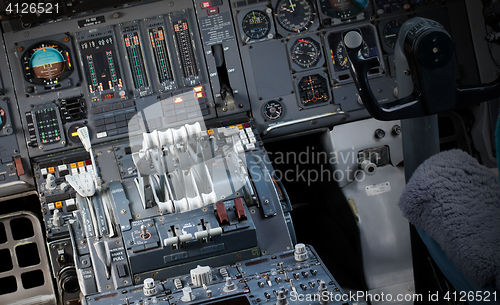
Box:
0 0 480 189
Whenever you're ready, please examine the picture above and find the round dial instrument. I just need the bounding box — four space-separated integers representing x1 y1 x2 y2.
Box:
21 41 74 86
290 38 321 68
335 40 369 71
319 0 368 19
297 74 330 106
0 108 6 131
263 101 284 120
242 10 271 40
276 0 316 32
382 19 405 49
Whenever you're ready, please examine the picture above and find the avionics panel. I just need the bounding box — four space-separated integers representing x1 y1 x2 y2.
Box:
120 21 153 98
77 27 128 103
3 0 218 159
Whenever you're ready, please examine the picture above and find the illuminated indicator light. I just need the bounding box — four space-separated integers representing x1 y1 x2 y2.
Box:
208 129 214 135
71 132 78 137
66 52 71 68
70 163 77 169
196 92 205 99
404 4 410 9
173 97 183 103
237 124 243 129
200 1 212 9
55 201 63 209
77 161 85 167
243 123 251 128
85 160 92 166
193 86 204 93
48 167 55 173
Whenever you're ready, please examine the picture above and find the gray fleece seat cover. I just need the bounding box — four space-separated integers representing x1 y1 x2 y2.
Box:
399 149 500 290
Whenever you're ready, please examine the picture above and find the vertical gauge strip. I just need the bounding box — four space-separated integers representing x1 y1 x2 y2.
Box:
122 31 149 90
171 12 200 86
148 27 175 86
86 55 98 93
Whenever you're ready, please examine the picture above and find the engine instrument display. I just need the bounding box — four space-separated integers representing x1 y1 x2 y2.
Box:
121 23 151 97
296 73 331 107
275 0 316 32
79 34 126 102
21 41 74 87
290 37 322 69
170 11 200 86
319 0 369 19
263 100 284 120
147 24 176 92
242 10 272 40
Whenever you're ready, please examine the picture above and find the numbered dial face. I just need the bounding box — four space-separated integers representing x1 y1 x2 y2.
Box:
242 10 271 40
290 38 322 68
382 19 405 49
263 101 284 120
21 41 74 86
276 0 316 32
335 41 369 71
0 108 5 131
297 74 330 106
319 0 369 19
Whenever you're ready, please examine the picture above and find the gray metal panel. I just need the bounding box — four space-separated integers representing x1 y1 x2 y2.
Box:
0 211 56 305
248 40 293 100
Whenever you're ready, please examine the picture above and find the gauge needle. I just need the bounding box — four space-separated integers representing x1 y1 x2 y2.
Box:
281 6 293 13
288 0 295 12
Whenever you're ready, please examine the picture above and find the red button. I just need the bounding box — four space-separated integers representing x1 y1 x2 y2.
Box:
200 1 212 9
216 201 229 224
234 197 247 220
207 7 219 15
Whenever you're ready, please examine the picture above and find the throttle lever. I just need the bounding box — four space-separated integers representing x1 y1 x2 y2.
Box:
343 17 500 121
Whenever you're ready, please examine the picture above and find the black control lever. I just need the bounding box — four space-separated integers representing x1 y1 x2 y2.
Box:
343 17 500 121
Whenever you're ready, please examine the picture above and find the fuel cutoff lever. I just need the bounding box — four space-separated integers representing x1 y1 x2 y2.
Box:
342 17 500 121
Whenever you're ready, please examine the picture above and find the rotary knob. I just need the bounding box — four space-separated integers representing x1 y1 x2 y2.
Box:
190 265 212 287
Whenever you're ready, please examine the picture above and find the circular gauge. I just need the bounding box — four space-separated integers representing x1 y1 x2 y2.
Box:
263 101 284 120
67 123 86 144
335 40 369 70
242 10 272 40
297 74 330 106
290 38 322 68
319 0 369 19
382 19 405 49
31 48 65 79
21 41 74 86
276 0 316 32
0 108 6 131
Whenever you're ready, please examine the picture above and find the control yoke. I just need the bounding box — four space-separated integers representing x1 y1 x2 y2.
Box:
342 17 500 121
